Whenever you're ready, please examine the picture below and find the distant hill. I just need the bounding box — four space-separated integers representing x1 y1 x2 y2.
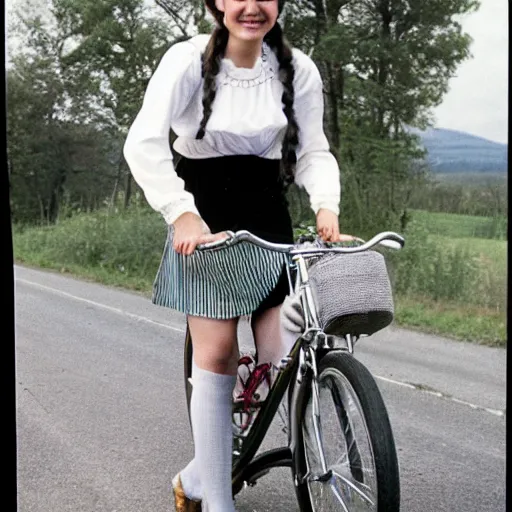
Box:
408 127 508 174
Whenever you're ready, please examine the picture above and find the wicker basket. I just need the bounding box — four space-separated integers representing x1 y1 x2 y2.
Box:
307 251 394 336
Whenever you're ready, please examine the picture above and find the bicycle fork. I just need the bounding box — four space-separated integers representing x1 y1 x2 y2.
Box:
289 254 352 505
307 348 333 483
291 255 333 485
290 343 331 485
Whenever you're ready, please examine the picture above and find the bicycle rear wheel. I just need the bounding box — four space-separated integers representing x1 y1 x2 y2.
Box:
295 351 400 511
184 324 194 430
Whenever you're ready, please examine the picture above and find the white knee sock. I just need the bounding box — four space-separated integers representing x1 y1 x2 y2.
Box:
190 364 236 512
179 361 203 501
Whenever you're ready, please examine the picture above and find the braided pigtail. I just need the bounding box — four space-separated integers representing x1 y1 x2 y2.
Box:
265 22 299 187
196 25 229 139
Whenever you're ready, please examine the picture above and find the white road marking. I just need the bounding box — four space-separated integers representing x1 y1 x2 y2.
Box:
374 375 505 418
16 278 186 334
374 375 417 389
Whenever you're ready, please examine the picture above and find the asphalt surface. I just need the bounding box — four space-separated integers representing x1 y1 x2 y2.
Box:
15 265 506 512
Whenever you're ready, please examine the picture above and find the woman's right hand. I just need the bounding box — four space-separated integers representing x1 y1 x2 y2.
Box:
172 212 229 255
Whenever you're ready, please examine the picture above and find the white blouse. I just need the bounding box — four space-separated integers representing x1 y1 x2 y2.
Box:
124 34 341 225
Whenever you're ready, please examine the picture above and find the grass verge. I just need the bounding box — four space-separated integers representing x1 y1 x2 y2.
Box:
16 256 154 294
395 295 506 348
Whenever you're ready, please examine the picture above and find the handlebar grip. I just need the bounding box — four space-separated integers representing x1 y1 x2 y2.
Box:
196 231 236 251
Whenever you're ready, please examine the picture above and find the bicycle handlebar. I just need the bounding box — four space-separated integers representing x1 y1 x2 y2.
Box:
196 229 405 254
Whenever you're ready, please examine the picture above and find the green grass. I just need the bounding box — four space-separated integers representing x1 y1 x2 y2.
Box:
411 209 507 240
430 234 507 273
384 217 506 346
13 207 507 348
18 258 155 293
434 172 507 186
13 208 167 281
395 295 506 347
431 234 506 311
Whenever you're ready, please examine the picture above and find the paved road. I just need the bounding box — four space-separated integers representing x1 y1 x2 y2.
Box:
15 265 506 512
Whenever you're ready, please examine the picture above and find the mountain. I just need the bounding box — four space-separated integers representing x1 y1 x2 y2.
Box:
408 127 508 174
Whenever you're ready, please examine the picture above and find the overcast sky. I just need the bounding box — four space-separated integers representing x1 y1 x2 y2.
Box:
431 0 508 144
6 0 508 144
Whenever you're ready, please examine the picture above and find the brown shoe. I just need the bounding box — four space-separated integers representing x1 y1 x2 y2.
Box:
172 474 202 512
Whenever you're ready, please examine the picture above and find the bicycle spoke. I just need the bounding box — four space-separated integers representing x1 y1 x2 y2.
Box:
277 401 289 434
303 365 380 511
331 469 375 506
329 378 364 482
328 479 350 512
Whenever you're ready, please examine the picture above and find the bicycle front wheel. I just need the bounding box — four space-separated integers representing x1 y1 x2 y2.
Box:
296 351 400 511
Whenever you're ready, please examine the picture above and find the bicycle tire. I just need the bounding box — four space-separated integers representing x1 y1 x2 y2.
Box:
294 351 400 511
184 325 193 431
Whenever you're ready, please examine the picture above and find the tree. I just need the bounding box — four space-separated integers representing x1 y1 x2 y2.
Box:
7 3 118 224
7 0 174 223
7 55 117 223
283 0 479 232
7 0 481 231
52 0 173 207
154 0 213 36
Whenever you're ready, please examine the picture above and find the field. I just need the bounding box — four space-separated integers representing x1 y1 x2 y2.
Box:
434 172 507 186
411 209 507 240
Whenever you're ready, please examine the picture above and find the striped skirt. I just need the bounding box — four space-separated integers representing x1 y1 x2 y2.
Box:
152 155 294 319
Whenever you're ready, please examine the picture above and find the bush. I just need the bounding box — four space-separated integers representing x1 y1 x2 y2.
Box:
14 207 167 278
388 221 504 311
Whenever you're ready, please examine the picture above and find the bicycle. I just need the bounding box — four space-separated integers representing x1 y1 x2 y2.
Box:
183 229 404 511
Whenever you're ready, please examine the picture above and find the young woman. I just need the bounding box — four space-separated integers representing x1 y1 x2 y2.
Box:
123 1 343 510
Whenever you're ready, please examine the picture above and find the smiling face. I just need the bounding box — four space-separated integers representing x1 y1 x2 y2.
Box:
214 0 279 42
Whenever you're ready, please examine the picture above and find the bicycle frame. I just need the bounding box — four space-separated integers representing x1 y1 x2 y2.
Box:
233 252 358 493
183 230 404 504
183 249 359 498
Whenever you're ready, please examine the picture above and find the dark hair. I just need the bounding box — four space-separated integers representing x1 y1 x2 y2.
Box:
195 25 229 141
196 10 298 186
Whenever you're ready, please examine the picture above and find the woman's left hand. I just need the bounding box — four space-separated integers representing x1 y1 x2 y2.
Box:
316 208 354 243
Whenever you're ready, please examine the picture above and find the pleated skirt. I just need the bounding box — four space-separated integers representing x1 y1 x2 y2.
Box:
152 155 294 319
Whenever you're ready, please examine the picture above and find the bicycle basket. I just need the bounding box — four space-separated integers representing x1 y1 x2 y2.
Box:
307 250 394 336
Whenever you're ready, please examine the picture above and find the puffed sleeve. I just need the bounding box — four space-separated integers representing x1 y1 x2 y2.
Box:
123 40 203 225
292 49 341 216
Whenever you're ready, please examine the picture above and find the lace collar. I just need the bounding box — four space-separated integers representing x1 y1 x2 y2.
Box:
218 43 275 88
